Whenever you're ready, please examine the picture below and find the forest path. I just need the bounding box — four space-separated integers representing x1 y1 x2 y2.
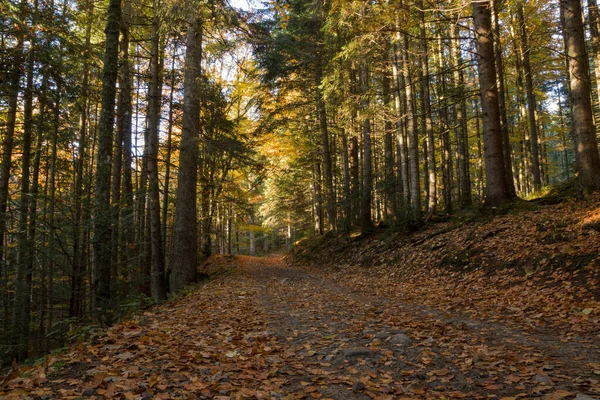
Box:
3 255 599 399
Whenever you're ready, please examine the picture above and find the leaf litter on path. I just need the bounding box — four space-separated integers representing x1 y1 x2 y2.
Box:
1 252 599 399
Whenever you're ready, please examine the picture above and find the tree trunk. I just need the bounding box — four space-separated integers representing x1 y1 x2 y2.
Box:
313 163 324 235
588 0 600 112
360 60 374 233
392 36 410 210
491 2 516 197
119 0 135 294
13 32 35 361
70 0 93 319
0 30 22 329
147 2 167 301
557 84 571 180
315 68 336 232
28 117 43 351
472 0 511 206
200 168 212 258
169 17 202 292
436 34 452 213
46 80 61 348
516 2 542 190
419 0 436 214
136 93 151 297
162 41 177 263
403 35 421 220
451 25 472 206
423 138 430 212
93 0 122 320
350 136 360 227
382 56 396 222
341 130 352 233
560 0 600 191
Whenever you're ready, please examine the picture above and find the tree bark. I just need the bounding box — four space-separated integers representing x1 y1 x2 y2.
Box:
315 68 336 232
0 26 23 330
13 28 35 361
169 17 202 292
419 0 436 214
162 42 177 263
560 0 600 191
491 1 516 197
147 2 167 301
119 0 135 294
588 0 600 112
350 135 360 227
436 34 452 213
341 130 352 233
403 34 422 219
516 2 542 190
70 0 94 318
313 163 324 235
472 0 511 206
93 0 122 320
382 54 396 222
360 60 374 233
392 36 410 210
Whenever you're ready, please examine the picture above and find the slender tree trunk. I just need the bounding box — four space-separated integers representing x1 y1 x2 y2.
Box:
29 119 43 351
516 2 542 189
403 35 421 220
162 42 177 263
350 136 360 227
472 0 511 206
111 119 123 298
557 85 571 180
423 138 430 212
419 0 436 214
588 0 600 112
341 130 352 233
94 0 122 320
87 102 99 312
147 2 167 302
392 36 410 210
360 60 374 233
227 202 232 255
200 164 212 258
13 32 35 361
169 17 202 292
511 31 532 195
491 2 516 197
0 32 22 326
315 68 335 232
110 18 125 298
451 24 472 206
70 0 93 319
474 98 484 199
30 71 49 344
436 34 452 213
46 80 61 348
119 0 135 294
136 104 151 296
313 163 324 235
560 0 600 190
382 54 396 222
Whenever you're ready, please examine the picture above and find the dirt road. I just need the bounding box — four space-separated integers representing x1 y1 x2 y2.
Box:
4 256 599 399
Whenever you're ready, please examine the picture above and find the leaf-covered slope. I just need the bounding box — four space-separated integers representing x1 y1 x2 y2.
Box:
289 195 600 338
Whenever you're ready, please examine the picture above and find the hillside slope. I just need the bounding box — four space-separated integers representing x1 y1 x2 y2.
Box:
289 195 600 339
